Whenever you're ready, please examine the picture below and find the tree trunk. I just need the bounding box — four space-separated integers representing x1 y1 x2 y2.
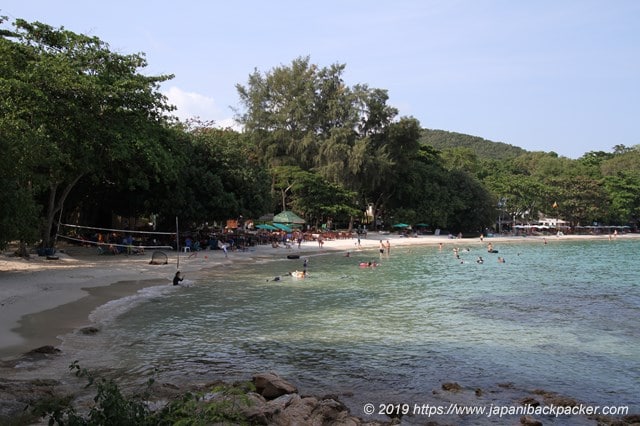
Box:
42 174 84 247
16 241 29 258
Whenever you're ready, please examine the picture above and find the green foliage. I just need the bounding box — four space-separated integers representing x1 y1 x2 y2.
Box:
2 14 639 241
0 17 175 246
158 383 255 425
34 362 255 426
420 129 527 160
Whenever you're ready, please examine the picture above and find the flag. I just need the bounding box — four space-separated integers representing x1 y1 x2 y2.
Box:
552 201 558 209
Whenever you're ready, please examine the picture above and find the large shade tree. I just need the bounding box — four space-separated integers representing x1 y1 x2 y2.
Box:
0 18 177 249
153 125 272 228
235 56 408 227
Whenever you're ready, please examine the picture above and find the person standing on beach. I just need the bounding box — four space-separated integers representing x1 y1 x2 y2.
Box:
379 240 385 258
173 271 184 286
385 240 391 257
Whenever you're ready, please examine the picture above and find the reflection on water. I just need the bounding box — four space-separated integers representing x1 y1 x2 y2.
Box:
58 238 639 422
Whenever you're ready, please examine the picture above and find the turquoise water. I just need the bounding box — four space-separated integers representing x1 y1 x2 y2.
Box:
62 238 639 423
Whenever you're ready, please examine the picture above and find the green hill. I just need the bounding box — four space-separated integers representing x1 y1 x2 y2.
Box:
420 129 528 160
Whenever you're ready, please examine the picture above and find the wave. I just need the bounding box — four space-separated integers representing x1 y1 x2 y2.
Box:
88 283 178 325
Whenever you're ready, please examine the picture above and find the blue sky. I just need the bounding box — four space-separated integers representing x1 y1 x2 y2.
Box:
2 0 639 158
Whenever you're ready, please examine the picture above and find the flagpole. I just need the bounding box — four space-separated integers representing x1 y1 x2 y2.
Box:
176 216 180 270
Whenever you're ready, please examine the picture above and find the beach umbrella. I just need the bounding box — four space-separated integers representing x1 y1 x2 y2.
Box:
393 223 409 228
256 224 278 231
273 223 293 232
273 210 306 225
415 223 429 227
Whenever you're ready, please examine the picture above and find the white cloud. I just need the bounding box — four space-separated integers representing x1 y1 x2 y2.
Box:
163 86 238 129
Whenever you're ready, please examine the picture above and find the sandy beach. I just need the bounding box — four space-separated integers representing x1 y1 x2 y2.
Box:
1 231 636 360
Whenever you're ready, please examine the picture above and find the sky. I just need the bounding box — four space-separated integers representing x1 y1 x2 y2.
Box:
2 0 639 158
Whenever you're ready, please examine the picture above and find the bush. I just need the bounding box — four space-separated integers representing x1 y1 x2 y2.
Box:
33 362 255 425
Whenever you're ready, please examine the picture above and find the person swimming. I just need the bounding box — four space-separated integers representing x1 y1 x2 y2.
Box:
173 271 184 286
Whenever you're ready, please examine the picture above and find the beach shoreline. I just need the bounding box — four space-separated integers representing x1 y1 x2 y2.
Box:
1 231 636 360
1 231 639 425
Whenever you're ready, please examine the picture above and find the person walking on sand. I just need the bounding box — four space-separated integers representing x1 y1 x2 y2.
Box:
218 240 228 257
173 271 184 286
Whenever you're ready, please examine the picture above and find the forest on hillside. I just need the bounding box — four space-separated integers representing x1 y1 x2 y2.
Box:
2 17 639 254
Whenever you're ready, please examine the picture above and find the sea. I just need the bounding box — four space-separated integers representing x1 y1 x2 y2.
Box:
37 238 640 423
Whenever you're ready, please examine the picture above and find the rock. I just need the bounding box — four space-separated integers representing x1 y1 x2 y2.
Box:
0 378 62 423
520 415 543 425
441 382 462 392
252 372 298 400
79 326 100 335
243 389 378 426
621 414 640 424
520 397 540 407
546 395 578 407
20 345 61 362
24 345 60 355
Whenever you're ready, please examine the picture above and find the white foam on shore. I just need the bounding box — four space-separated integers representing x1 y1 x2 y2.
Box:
88 282 177 325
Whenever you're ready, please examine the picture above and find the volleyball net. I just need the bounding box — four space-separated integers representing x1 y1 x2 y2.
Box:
56 223 175 251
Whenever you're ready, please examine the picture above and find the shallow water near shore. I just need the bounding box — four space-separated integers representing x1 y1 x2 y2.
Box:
57 238 639 423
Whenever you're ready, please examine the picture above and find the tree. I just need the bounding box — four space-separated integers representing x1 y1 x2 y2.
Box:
153 125 271 228
0 18 176 248
270 165 358 228
600 150 640 225
235 57 398 219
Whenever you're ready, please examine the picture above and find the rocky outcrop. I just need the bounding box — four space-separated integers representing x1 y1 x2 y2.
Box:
244 392 390 426
253 372 298 399
0 377 61 424
247 372 390 425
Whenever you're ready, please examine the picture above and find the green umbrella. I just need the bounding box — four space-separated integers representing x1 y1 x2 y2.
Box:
256 224 278 231
393 223 409 228
273 210 306 224
273 223 293 232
